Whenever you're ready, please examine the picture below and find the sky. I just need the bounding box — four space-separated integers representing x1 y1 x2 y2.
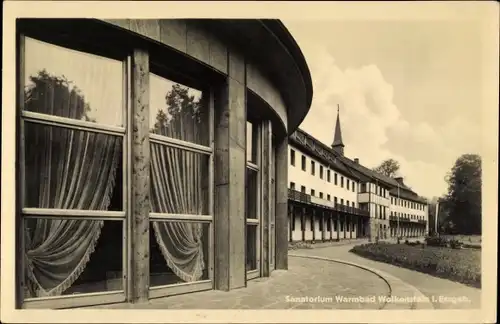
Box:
283 19 484 199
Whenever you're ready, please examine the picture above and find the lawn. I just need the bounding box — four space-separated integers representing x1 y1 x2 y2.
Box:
350 243 481 288
439 235 481 247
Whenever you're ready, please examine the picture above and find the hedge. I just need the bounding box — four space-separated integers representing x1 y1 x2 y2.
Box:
350 243 481 288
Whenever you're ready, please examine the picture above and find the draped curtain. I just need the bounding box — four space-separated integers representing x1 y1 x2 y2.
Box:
24 74 120 297
150 92 206 283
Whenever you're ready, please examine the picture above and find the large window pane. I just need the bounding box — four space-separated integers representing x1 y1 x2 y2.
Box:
24 37 123 126
23 219 123 298
246 225 258 271
24 122 123 211
149 73 208 146
149 221 210 286
245 168 258 219
150 144 209 215
246 121 258 163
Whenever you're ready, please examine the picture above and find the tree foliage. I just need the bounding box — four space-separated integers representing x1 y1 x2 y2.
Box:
373 158 401 178
152 83 203 135
25 69 94 122
441 154 482 235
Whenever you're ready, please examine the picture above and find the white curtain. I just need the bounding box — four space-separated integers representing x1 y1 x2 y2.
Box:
24 73 120 297
149 90 206 283
150 144 205 282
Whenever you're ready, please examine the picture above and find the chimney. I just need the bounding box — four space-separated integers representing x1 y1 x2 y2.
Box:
394 176 404 185
354 158 359 164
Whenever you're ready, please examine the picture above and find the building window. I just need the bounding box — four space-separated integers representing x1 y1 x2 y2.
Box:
311 161 315 176
290 182 295 190
352 182 356 192
319 165 324 179
352 202 355 208
334 197 338 206
319 192 323 199
340 176 344 188
340 198 344 205
360 183 367 193
301 155 306 171
290 149 295 166
20 37 129 300
311 189 315 196
334 173 338 185
346 179 350 190
327 194 331 201
245 120 260 272
150 71 212 287
327 170 331 182
301 186 306 193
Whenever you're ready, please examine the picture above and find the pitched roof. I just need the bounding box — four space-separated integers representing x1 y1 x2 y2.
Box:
291 127 428 204
289 128 359 180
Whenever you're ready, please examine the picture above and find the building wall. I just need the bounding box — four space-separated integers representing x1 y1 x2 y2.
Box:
389 195 428 222
288 145 358 205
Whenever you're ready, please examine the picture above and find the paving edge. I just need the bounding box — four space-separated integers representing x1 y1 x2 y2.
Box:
289 254 435 310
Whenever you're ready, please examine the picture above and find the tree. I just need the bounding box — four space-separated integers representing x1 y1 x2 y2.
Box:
151 83 204 140
442 154 482 235
25 69 94 122
373 158 400 178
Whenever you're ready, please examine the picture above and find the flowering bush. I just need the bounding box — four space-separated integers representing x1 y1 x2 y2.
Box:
350 243 481 288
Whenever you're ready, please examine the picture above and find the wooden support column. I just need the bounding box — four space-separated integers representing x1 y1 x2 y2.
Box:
301 207 305 241
213 49 246 291
329 211 333 240
321 211 326 241
288 204 293 243
350 214 353 239
261 120 272 277
336 211 340 241
130 49 150 303
275 134 288 270
343 214 346 239
311 209 316 242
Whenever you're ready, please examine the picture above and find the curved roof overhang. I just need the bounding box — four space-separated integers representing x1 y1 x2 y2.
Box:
18 18 313 136
201 19 313 135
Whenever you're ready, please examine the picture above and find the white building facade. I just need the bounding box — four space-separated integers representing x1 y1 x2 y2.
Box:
287 110 429 243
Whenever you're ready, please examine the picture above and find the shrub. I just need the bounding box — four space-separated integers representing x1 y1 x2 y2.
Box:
425 235 449 247
449 239 464 249
350 243 481 288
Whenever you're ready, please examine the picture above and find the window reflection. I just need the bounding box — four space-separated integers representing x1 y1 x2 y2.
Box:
149 73 208 146
246 121 258 163
24 37 123 126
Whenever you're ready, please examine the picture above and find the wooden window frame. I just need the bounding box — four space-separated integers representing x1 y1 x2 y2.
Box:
246 120 262 279
145 56 216 298
18 34 130 309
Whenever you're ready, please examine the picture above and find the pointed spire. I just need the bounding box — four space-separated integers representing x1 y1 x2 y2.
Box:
332 104 345 155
